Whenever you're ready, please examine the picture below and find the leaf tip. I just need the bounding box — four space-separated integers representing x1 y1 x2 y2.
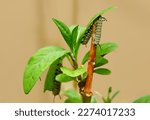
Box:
23 86 30 94
52 18 56 21
108 5 118 11
23 77 30 94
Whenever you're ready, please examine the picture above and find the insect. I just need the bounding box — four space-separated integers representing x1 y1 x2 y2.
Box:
52 80 61 101
81 27 93 45
52 61 62 102
94 16 106 46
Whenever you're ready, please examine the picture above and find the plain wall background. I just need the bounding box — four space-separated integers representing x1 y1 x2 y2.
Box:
0 0 150 102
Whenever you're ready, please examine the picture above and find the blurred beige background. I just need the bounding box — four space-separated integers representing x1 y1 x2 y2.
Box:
0 0 150 102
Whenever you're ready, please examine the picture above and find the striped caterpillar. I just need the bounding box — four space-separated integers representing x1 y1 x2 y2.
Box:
93 16 106 46
52 61 62 102
81 16 106 46
52 80 61 99
81 26 93 45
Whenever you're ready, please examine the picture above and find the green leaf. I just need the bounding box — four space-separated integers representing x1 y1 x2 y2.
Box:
75 26 85 42
64 90 82 103
111 91 120 101
102 97 108 103
91 96 97 103
95 46 108 67
44 59 60 92
74 26 86 57
52 18 72 50
94 68 111 75
56 74 74 82
102 87 119 103
23 46 69 94
108 86 112 94
69 25 77 32
95 57 108 68
60 66 86 77
100 42 118 55
133 95 150 103
96 45 101 56
69 25 85 57
82 51 90 64
71 26 78 49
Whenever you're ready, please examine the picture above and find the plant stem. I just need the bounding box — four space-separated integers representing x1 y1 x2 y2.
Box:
68 53 78 69
81 23 97 103
68 53 81 90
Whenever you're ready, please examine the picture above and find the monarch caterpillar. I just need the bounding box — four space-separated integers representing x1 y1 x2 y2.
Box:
94 16 106 46
52 61 62 102
52 80 61 99
81 27 93 45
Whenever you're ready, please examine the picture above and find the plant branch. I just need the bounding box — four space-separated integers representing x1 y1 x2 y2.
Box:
81 23 97 103
68 53 81 90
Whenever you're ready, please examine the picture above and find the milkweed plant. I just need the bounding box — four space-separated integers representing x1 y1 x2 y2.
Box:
23 6 150 103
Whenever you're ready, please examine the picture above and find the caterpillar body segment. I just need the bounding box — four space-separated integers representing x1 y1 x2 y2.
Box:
94 17 106 46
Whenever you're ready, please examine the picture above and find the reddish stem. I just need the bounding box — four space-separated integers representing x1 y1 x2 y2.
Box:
82 23 97 102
